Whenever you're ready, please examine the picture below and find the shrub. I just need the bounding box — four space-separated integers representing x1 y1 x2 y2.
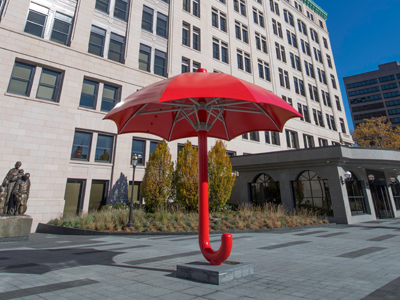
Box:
141 141 174 212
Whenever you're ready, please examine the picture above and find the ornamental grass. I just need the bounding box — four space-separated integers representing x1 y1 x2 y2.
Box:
47 203 328 232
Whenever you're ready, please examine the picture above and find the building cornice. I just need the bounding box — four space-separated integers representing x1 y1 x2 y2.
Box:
300 0 328 20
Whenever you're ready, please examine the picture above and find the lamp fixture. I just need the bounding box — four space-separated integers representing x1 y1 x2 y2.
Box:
389 176 397 186
368 174 375 182
340 171 352 185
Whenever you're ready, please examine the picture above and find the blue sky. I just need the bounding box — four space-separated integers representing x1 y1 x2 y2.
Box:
317 0 400 131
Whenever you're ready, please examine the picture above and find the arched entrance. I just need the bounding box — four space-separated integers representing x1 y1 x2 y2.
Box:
291 170 333 216
345 172 370 215
250 173 281 206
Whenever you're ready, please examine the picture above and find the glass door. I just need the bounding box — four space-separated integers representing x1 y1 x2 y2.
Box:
63 179 86 217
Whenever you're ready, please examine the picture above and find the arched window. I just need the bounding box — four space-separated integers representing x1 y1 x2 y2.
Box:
250 173 281 206
283 10 294 26
292 170 333 216
345 172 370 215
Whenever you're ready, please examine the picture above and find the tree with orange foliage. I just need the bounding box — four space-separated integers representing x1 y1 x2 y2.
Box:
351 116 400 149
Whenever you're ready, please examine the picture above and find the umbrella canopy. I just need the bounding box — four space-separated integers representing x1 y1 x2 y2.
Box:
104 70 302 141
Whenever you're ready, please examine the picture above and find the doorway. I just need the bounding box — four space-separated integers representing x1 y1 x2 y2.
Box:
63 179 86 217
367 170 393 219
88 180 108 212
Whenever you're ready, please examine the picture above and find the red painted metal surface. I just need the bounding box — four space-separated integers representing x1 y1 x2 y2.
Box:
104 69 302 265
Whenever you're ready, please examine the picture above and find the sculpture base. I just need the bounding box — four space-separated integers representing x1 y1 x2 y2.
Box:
176 261 253 285
0 214 32 241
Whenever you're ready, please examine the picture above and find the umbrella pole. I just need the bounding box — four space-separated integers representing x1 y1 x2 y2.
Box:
198 130 233 265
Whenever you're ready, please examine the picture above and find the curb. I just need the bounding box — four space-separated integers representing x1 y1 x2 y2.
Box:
36 223 337 236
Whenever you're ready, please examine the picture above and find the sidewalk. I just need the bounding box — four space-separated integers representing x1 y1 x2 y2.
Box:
1 220 400 299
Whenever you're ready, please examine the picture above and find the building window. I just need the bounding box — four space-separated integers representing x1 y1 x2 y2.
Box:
193 61 201 71
50 13 73 46
250 173 281 206
249 132 259 141
156 13 168 38
317 111 324 127
331 75 337 89
275 43 286 62
95 134 113 162
182 22 190 46
193 27 200 50
36 69 62 102
150 141 160 155
154 50 167 77
96 0 110 13
265 131 270 144
7 62 36 96
286 130 299 149
297 103 303 121
131 139 145 165
318 138 328 147
310 28 319 42
326 55 332 68
335 96 342 111
272 19 282 37
297 20 307 35
79 80 98 109
183 0 190 12
102 84 119 112
303 134 314 148
253 8 264 27
184 0 200 17
339 118 346 134
317 68 327 84
255 32 267 53
108 33 125 63
88 26 106 57
24 8 47 38
142 6 153 32
182 57 190 73
212 8 227 32
139 44 151 72
71 131 92 161
301 39 311 56
283 10 294 26
292 171 333 216
312 109 318 125
213 38 229 63
258 60 270 81
302 104 310 122
237 49 251 73
234 0 246 16
114 0 130 21
287 31 298 48
330 115 337 131
271 132 280 145
235 21 248 43
313 48 322 63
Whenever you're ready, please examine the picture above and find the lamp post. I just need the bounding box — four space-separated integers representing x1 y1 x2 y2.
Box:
127 154 140 228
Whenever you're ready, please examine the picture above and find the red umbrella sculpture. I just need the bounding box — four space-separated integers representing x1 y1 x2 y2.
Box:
104 69 302 265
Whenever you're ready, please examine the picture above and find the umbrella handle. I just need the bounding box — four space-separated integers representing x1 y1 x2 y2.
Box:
198 130 233 265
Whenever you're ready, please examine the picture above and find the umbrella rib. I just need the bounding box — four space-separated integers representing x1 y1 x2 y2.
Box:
168 109 182 141
208 108 224 130
119 103 148 134
158 102 194 108
254 103 281 131
181 109 197 129
219 113 230 140
223 108 263 114
139 108 183 115
205 98 221 108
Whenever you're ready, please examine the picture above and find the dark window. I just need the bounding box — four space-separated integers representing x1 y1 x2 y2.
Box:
346 173 369 215
249 132 259 141
154 50 167 77
50 12 73 46
271 132 280 145
292 170 333 216
95 0 110 13
183 0 190 12
213 39 220 60
131 139 145 165
139 44 151 72
95 134 113 162
36 69 62 102
7 62 35 96
193 27 200 50
88 26 106 57
335 96 342 111
79 79 98 109
108 33 125 63
303 134 314 148
340 118 346 133
71 131 92 161
193 0 200 17
221 42 228 63
182 22 190 46
265 131 270 144
141 6 153 32
156 13 168 38
101 84 119 112
114 0 129 21
286 130 298 149
150 141 159 155
24 10 47 37
182 57 190 73
250 174 281 206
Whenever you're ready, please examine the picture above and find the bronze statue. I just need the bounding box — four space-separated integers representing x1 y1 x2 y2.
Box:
13 173 30 215
3 161 22 214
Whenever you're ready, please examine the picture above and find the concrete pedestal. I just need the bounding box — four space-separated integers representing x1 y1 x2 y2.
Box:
177 261 254 285
0 215 33 241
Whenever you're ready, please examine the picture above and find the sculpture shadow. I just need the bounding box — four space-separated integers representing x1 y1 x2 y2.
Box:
0 246 175 275
108 172 129 205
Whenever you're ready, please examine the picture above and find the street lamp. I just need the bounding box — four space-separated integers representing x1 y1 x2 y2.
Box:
127 154 141 228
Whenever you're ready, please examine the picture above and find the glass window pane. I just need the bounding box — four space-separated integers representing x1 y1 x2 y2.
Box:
36 85 55 100
40 70 58 86
71 132 91 160
103 85 116 99
13 64 34 80
8 80 29 95
95 0 109 12
131 139 145 165
63 180 84 216
95 135 112 162
89 181 107 211
50 31 68 45
82 80 97 95
150 141 158 155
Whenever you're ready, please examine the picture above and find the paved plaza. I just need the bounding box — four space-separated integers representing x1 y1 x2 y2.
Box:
1 221 400 300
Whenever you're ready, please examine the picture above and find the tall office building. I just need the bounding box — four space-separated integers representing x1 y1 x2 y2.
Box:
0 0 352 228
344 61 400 128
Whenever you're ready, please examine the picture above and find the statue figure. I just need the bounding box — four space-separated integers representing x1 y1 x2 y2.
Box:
2 161 22 214
0 186 6 214
13 173 30 215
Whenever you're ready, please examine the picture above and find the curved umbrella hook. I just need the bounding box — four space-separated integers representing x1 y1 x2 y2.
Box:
198 130 232 265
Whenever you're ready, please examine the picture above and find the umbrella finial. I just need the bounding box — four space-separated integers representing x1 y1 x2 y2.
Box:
197 68 207 73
